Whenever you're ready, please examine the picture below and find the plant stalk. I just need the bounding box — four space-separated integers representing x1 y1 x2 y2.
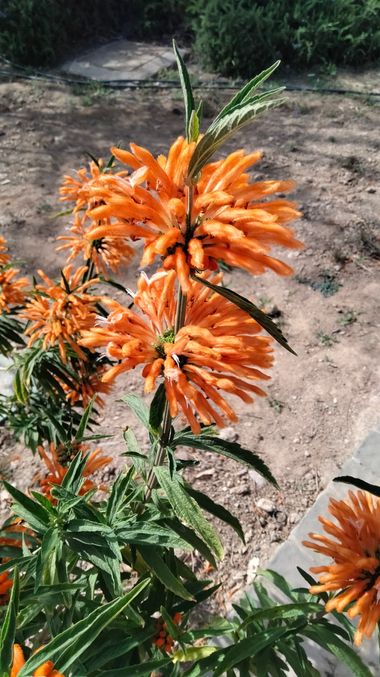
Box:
145 184 193 499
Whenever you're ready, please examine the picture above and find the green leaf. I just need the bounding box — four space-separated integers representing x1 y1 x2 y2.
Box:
2 481 50 533
18 578 150 676
139 544 193 600
213 625 302 676
149 382 166 432
116 521 192 550
302 626 372 677
0 566 19 675
154 467 224 560
192 275 296 354
215 61 281 121
239 602 323 630
333 475 380 497
84 629 154 671
162 517 217 568
188 109 200 143
173 645 217 663
173 38 195 142
186 485 245 542
257 569 299 602
121 393 150 429
173 433 277 487
188 89 284 179
74 398 95 441
96 658 171 676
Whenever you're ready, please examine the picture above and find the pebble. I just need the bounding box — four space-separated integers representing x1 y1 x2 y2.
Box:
246 555 260 584
366 186 376 193
194 468 215 480
218 426 238 443
289 511 301 524
248 469 267 489
255 498 276 514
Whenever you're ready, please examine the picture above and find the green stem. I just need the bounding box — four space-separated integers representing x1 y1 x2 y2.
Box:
145 184 193 499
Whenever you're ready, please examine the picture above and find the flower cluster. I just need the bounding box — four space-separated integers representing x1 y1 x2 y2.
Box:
154 612 182 653
0 236 28 313
304 490 380 645
84 138 302 291
57 160 133 274
81 270 273 433
21 265 100 362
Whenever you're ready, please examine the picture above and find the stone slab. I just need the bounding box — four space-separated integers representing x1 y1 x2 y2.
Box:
60 40 178 82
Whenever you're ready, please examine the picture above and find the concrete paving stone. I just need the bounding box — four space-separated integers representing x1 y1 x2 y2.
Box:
60 40 178 82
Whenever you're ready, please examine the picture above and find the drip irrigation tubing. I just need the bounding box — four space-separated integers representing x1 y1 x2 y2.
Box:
0 56 379 97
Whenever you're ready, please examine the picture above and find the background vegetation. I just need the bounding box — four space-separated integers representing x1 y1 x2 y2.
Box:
0 0 379 73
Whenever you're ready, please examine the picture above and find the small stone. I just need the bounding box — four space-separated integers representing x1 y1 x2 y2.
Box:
304 450 311 458
248 469 267 489
0 490 9 502
255 498 276 514
275 511 287 526
194 468 215 480
289 511 300 524
246 555 260 584
366 186 376 193
218 426 238 442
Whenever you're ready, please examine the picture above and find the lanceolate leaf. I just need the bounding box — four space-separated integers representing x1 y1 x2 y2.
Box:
173 433 278 488
149 382 166 432
186 486 245 542
18 579 150 676
192 275 296 354
333 475 380 497
173 39 195 141
154 466 224 560
0 566 19 676
302 626 372 677
3 481 50 533
95 658 171 676
138 545 194 600
215 61 281 121
121 393 150 429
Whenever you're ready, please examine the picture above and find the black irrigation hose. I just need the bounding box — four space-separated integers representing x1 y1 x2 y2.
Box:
0 55 379 97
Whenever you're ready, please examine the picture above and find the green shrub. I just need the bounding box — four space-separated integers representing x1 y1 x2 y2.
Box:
0 0 127 67
123 0 188 40
189 0 380 77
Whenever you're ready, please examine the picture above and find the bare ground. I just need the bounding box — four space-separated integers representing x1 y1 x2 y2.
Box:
0 73 379 612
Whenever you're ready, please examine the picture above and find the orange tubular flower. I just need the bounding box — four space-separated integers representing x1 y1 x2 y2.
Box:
0 266 29 312
20 265 101 362
0 570 13 604
86 137 302 290
11 645 64 677
37 442 112 501
57 213 134 275
81 270 273 433
63 360 113 408
58 160 133 274
0 235 10 266
304 490 380 645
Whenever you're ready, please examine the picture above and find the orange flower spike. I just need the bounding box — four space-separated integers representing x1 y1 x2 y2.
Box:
0 235 10 266
21 265 101 362
81 270 273 432
304 490 380 645
0 267 29 313
97 138 302 289
11 645 25 677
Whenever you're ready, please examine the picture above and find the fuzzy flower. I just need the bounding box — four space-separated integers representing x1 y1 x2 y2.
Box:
0 235 10 266
57 213 134 275
20 265 101 362
81 270 273 433
11 644 64 677
304 490 380 645
37 441 112 501
0 266 29 313
86 136 302 291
